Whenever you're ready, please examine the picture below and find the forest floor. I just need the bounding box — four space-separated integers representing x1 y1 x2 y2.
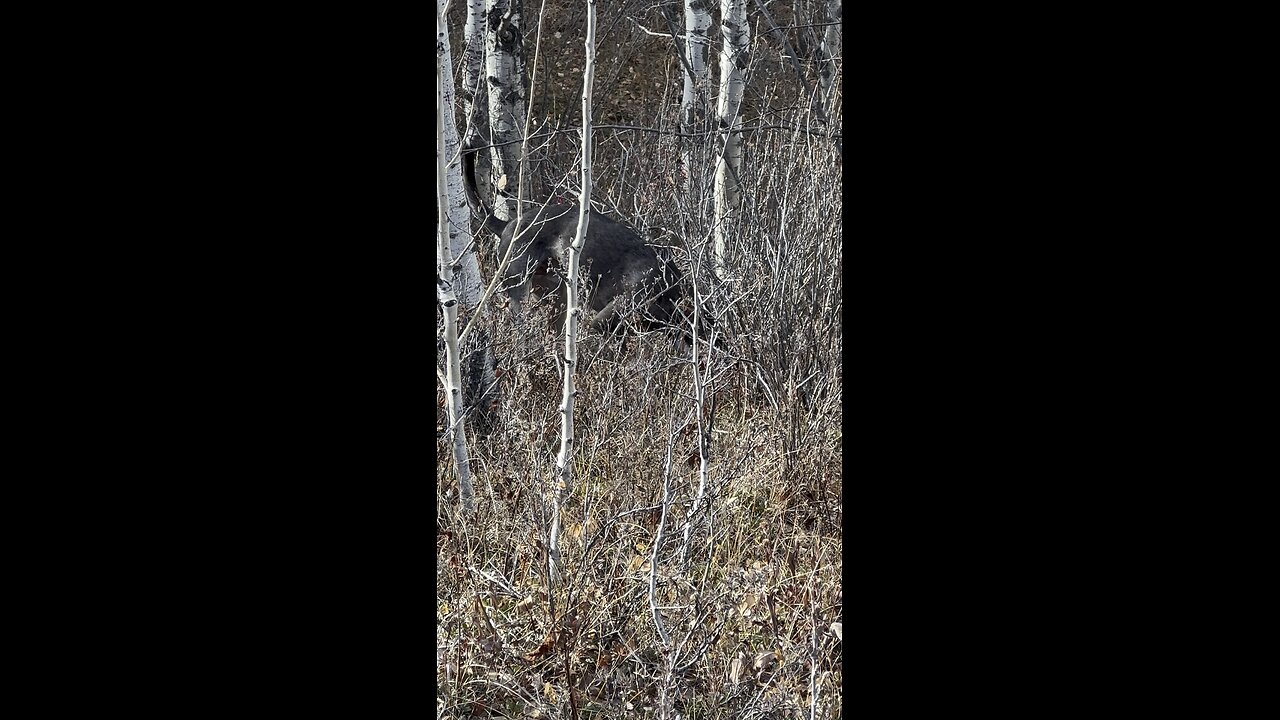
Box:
440 3 842 717
438 312 843 719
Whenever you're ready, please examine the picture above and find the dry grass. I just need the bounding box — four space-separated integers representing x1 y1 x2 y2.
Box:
437 159 843 717
439 2 841 716
437 313 842 718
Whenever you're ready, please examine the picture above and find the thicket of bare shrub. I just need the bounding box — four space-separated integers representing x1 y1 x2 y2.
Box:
438 2 841 717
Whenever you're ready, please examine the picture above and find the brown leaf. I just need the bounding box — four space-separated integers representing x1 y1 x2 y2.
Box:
524 631 558 662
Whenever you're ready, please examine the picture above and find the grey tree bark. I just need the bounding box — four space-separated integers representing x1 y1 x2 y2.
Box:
713 0 749 278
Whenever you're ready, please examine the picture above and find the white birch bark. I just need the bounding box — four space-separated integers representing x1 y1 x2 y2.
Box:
437 0 477 515
439 8 484 310
447 0 502 437
483 0 527 225
461 0 487 147
548 0 597 590
714 0 749 279
681 0 712 193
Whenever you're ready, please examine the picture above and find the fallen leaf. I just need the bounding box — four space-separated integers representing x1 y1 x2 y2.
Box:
524 631 558 662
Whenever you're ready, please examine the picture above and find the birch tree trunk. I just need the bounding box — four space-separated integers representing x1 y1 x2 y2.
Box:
548 0 597 590
714 0 749 279
438 0 478 515
461 0 488 148
483 0 528 226
447 0 502 437
439 15 485 311
681 0 712 194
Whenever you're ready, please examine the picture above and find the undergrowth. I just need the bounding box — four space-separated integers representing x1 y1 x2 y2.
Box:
438 2 842 715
